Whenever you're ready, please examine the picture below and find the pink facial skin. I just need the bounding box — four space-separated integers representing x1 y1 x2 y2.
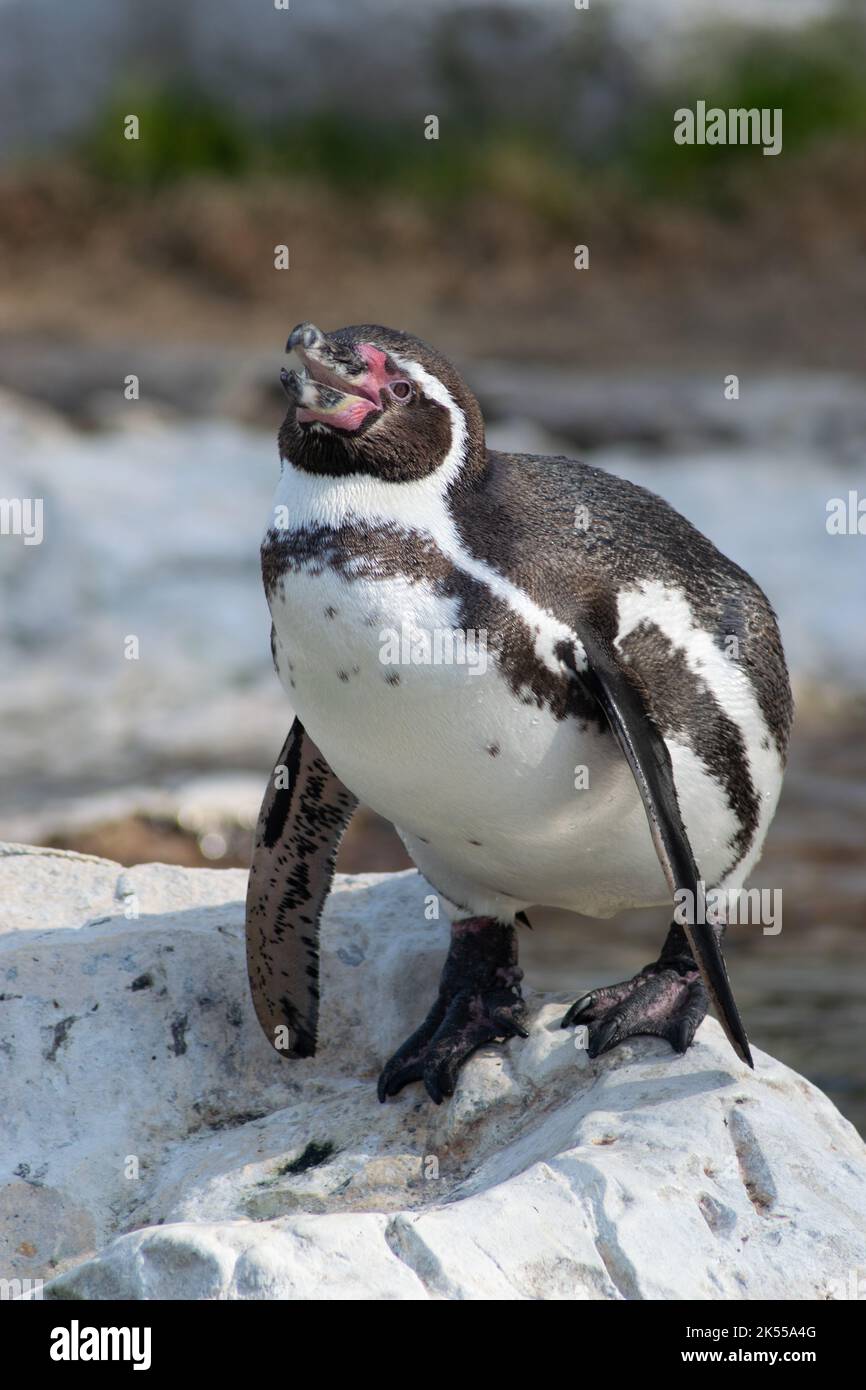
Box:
295 343 404 431
356 343 397 394
296 395 380 431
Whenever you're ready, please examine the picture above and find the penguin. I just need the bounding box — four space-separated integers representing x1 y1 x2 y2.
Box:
245 322 793 1105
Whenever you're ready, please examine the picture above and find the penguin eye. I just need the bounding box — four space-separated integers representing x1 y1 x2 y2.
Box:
389 381 412 400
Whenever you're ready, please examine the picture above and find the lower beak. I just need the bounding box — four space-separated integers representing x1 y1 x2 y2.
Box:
281 367 380 432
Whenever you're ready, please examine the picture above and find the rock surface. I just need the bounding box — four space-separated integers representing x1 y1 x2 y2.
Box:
1 843 864 1301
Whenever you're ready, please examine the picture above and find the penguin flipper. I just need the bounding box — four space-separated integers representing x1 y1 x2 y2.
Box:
564 625 753 1069
245 719 357 1058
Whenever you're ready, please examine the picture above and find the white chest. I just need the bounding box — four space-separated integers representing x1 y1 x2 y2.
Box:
266 537 670 916
260 467 759 918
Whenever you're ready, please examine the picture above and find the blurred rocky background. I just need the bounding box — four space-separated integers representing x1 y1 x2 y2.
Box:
0 0 864 1128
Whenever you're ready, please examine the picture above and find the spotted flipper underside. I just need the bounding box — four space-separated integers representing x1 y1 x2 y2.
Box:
245 719 357 1058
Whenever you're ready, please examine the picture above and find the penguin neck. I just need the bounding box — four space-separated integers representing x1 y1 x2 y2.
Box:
275 434 488 539
275 379 488 537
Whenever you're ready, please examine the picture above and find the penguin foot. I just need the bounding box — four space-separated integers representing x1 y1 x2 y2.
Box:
561 954 708 1060
377 917 528 1104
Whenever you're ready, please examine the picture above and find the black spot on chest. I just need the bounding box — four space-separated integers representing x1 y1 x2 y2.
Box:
262 521 602 726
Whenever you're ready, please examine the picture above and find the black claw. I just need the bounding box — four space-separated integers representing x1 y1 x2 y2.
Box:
562 991 595 1028
669 1018 693 1054
378 1058 424 1102
424 1073 445 1105
588 1019 618 1058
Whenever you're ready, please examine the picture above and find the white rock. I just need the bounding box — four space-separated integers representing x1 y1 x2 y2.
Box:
1 843 864 1301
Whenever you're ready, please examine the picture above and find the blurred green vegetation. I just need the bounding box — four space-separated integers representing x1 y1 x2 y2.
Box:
82 93 577 216
78 16 866 213
625 18 866 197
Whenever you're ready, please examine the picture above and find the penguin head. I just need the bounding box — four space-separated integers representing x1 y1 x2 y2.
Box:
278 323 485 482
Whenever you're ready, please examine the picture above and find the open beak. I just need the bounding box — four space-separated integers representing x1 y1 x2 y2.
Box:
281 322 384 432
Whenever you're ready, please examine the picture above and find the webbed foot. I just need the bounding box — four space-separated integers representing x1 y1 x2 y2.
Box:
377 917 528 1105
561 921 709 1060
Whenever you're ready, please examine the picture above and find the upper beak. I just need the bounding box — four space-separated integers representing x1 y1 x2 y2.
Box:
282 322 383 431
